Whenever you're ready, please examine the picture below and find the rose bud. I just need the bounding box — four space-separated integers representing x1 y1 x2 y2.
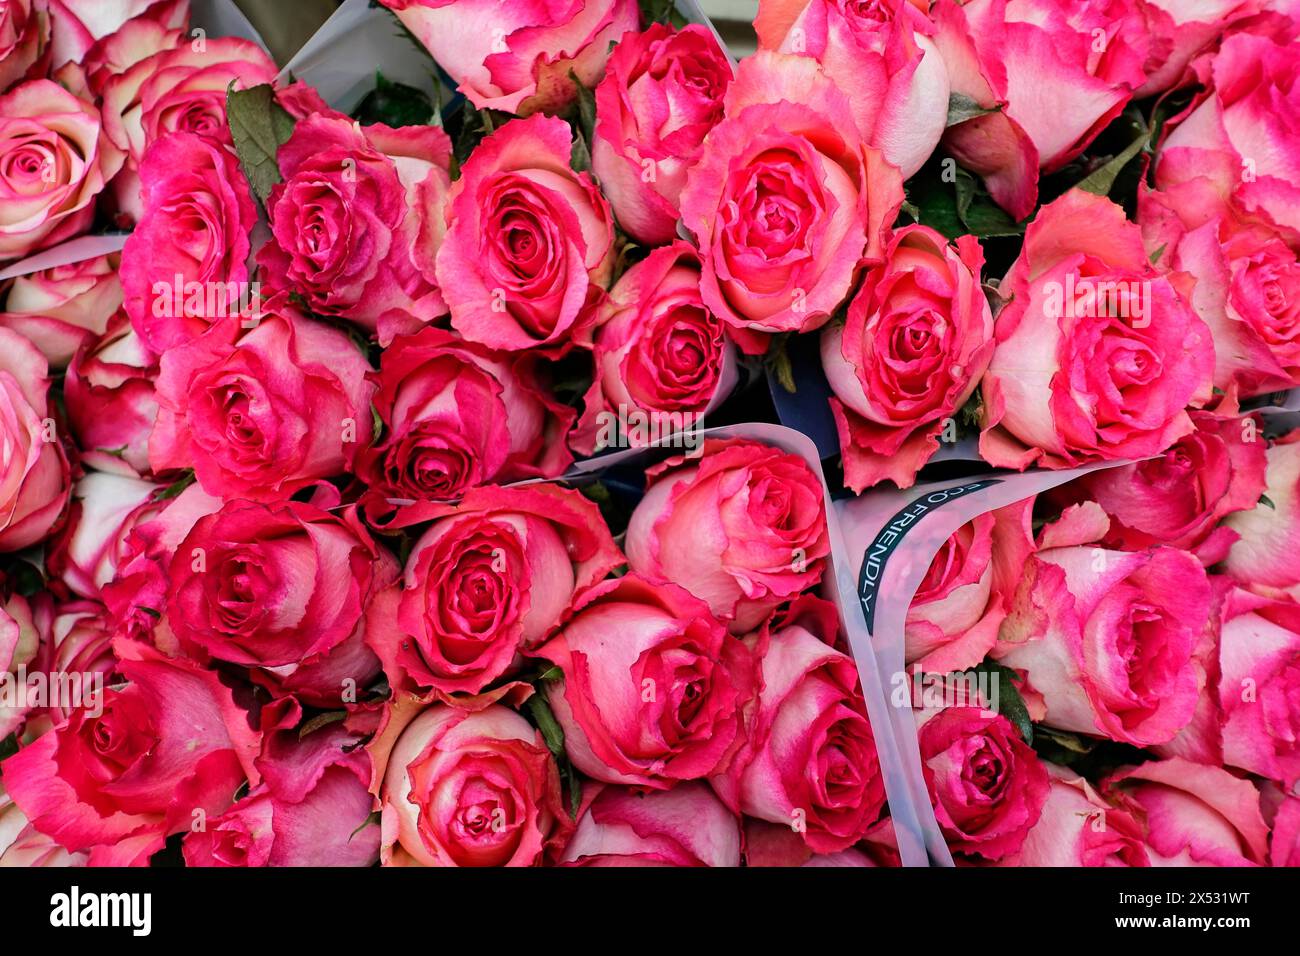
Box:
367 484 622 698
120 131 258 355
1225 430 1300 598
0 79 120 260
167 498 398 708
979 189 1214 470
0 253 122 368
377 0 638 115
626 438 829 633
64 312 158 477
0 327 70 552
0 642 259 866
1105 757 1270 866
993 503 1212 747
821 225 994 491
47 471 165 599
906 497 1035 673
148 299 375 503
259 115 454 344
357 326 574 515
437 113 614 352
374 700 571 867
572 242 735 456
537 574 753 788
756 0 949 179
559 782 742 867
998 763 1148 866
591 23 732 245
681 51 903 344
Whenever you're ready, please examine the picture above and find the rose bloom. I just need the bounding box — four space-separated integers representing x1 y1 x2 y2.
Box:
378 0 638 115
1105 757 1270 866
357 326 574 518
374 700 571 867
0 642 259 866
998 763 1148 866
64 312 157 477
918 705 1050 861
1225 430 1300 599
756 0 950 179
0 253 120 369
259 115 454 344
1267 791 1300 867
591 23 732 245
47 470 164 598
0 586 47 737
906 497 1035 673
822 225 994 491
184 707 379 867
74 0 188 97
536 574 752 788
38 599 118 726
149 300 375 503
168 497 398 707
681 51 903 344
0 327 70 552
1140 173 1300 397
1134 0 1261 96
559 782 741 867
366 483 622 697
731 601 887 854
0 0 48 93
0 78 120 260
626 438 829 633
1157 31 1300 237
2 782 88 867
1050 408 1267 565
45 0 181 68
933 0 1147 220
572 243 734 456
979 189 1213 470
119 131 258 356
437 113 614 352
994 503 1212 747
100 36 276 223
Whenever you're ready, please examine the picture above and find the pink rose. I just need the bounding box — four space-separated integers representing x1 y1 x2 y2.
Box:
1225 430 1300 598
906 497 1035 673
979 189 1214 470
366 483 622 697
822 225 994 491
1157 31 1300 237
681 51 903 344
626 438 830 633
148 302 375 503
74 0 188 97
934 0 1147 220
0 585 48 737
1134 0 1262 96
994 504 1212 747
742 816 899 866
39 599 118 726
183 704 379 867
0 0 49 93
1000 763 1148 866
64 312 158 476
100 35 275 222
536 575 753 788
119 131 258 355
168 498 398 707
259 115 453 344
0 327 70 552
437 114 614 352
0 253 122 367
374 699 571 866
919 705 1050 861
46 0 180 69
1105 757 1270 866
47 470 164 598
572 242 734 456
0 642 259 866
1 783 88 866
1267 791 1300 867
756 0 950 179
378 0 638 115
560 782 741 867
1051 408 1267 565
732 601 888 853
590 23 732 245
0 79 119 260
357 326 575 517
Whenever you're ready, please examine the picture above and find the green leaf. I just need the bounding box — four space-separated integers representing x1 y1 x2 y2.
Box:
964 661 1033 745
352 72 435 128
525 694 566 759
349 810 381 841
1149 243 1167 266
570 70 597 146
156 472 196 501
570 125 592 174
946 92 995 127
536 665 564 683
1074 124 1150 198
906 159 1024 239
768 334 797 393
0 733 16 764
226 83 297 207
1260 493 1276 510
299 711 348 739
